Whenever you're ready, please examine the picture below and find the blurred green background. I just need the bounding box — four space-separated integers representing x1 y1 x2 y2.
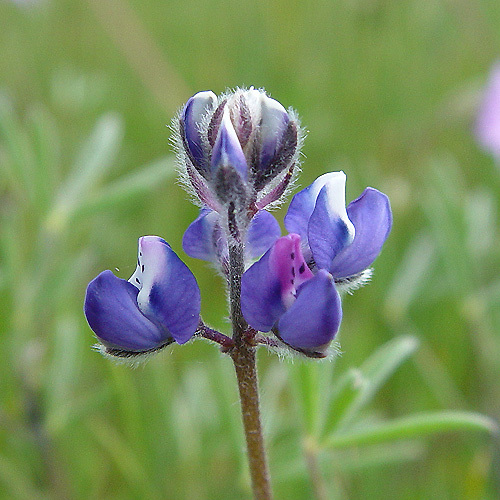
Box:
1 0 500 498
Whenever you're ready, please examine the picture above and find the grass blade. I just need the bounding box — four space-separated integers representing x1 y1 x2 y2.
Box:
325 411 498 449
335 335 419 432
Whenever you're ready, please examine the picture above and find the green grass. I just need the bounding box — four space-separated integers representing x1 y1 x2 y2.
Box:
1 0 499 498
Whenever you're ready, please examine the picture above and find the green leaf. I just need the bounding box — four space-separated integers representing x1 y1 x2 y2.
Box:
0 453 46 500
0 94 37 205
384 232 436 321
45 113 123 232
325 441 427 470
291 361 323 435
89 418 159 499
325 411 498 450
66 112 123 199
27 105 61 213
45 316 83 434
333 335 419 433
422 156 471 294
320 367 364 439
73 156 176 218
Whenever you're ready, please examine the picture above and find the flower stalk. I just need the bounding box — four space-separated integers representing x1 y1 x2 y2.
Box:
228 242 273 500
232 344 272 500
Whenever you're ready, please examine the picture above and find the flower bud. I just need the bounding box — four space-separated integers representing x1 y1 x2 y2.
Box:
181 91 217 175
175 88 301 217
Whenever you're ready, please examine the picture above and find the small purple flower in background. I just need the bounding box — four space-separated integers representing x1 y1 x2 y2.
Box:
84 236 200 357
475 62 500 162
241 171 392 357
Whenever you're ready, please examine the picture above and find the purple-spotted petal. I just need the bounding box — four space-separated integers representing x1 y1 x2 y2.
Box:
475 62 500 160
246 210 281 258
182 208 225 262
182 91 217 169
241 234 313 332
84 270 170 351
329 188 392 279
308 181 355 270
284 171 350 243
211 108 248 180
277 269 341 352
129 236 201 344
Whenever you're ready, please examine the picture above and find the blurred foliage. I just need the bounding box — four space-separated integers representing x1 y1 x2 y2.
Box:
1 0 500 499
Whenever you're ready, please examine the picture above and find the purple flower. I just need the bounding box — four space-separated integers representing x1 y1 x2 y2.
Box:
241 234 341 357
84 236 201 356
241 172 392 356
284 171 392 289
176 88 301 213
475 62 500 161
182 207 281 267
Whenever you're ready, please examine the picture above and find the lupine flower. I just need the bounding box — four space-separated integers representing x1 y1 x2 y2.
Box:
85 88 392 363
182 207 281 268
284 171 392 291
84 236 201 356
241 234 342 357
175 88 301 220
241 171 392 356
475 62 500 162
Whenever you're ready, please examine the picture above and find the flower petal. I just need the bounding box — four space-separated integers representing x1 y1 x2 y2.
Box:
307 181 355 270
241 234 313 332
211 108 248 180
258 94 290 171
182 208 226 262
130 236 201 344
277 269 341 354
329 188 392 279
475 62 500 160
182 90 217 170
284 171 350 243
84 270 170 351
246 210 281 258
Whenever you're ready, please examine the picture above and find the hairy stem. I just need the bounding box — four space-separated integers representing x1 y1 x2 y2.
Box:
228 243 273 500
196 323 234 350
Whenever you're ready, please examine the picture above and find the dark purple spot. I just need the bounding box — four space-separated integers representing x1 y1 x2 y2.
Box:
291 252 295 260
141 265 145 272
136 277 141 284
290 279 294 285
291 267 296 277
299 263 306 274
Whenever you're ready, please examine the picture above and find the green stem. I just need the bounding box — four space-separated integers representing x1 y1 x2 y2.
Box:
228 243 273 500
303 438 328 500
